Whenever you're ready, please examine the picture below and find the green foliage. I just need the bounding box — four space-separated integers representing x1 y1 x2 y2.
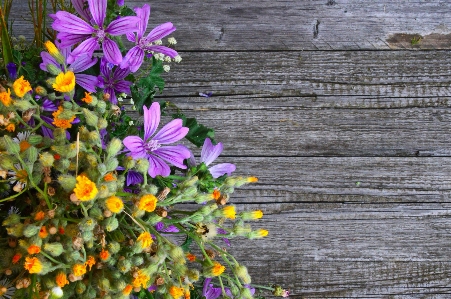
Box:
130 58 165 114
172 113 216 147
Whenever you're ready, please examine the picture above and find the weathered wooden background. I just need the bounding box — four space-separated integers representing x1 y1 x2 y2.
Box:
10 0 451 297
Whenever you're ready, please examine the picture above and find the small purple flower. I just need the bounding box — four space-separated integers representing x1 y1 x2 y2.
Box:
117 0 124 6
51 0 140 64
97 58 132 104
126 170 143 186
217 228 231 246
203 278 224 299
40 42 98 92
155 222 179 233
191 138 236 178
120 4 178 72
6 62 17 79
123 102 190 178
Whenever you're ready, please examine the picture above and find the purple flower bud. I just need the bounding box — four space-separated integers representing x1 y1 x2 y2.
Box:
117 0 124 6
6 62 17 79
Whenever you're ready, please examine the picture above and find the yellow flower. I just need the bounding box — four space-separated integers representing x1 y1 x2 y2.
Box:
53 71 75 93
257 229 269 237
169 286 184 299
13 76 32 98
0 89 12 106
223 205 236 219
122 285 133 295
81 92 93 104
85 256 96 270
38 226 48 238
211 189 221 200
27 245 41 255
44 40 60 56
5 123 15 132
73 175 98 201
247 176 258 183
52 106 76 129
105 196 124 213
132 270 150 288
211 262 225 276
136 232 153 248
24 256 42 274
55 271 69 287
34 211 46 221
72 263 87 276
138 194 157 212
103 172 116 182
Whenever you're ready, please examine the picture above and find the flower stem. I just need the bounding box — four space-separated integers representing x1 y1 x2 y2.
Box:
0 188 26 202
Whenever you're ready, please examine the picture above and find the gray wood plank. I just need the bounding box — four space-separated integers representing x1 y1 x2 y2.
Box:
9 0 451 50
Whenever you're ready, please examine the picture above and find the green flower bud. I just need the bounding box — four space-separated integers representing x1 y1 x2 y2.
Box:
224 177 238 187
96 100 106 113
25 146 38 163
62 101 73 110
3 136 20 154
28 134 43 145
169 246 185 264
53 128 67 144
187 269 200 282
47 93 56 101
81 230 94 242
39 152 55 167
105 158 118 172
0 153 15 169
3 213 21 226
58 109 76 120
180 176 198 189
106 138 122 157
240 288 253 299
50 286 63 298
131 256 144 266
107 241 120 254
55 158 70 172
23 224 40 237
57 175 76 192
87 95 98 106
6 223 24 237
188 213 203 223
82 108 98 127
75 281 86 294
97 164 107 176
98 277 110 291
88 131 101 146
13 100 35 111
143 184 158 195
102 217 118 232
43 243 64 257
35 86 48 96
235 265 251 284
97 118 108 129
97 184 110 198
194 193 213 204
198 204 218 216
135 158 149 174
122 156 135 169
78 217 97 232
117 259 131 273
182 186 197 197
233 224 252 236
115 280 127 292
89 207 104 221
46 64 62 76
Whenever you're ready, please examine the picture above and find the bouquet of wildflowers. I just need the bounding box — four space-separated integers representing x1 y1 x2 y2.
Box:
0 0 290 299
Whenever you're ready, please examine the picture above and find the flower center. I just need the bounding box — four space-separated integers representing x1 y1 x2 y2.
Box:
145 140 161 152
96 29 106 42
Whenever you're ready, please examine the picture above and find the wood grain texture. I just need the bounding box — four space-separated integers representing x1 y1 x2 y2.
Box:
9 0 451 50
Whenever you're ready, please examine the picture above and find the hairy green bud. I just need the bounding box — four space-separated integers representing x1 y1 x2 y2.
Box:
23 224 40 237
3 136 20 154
46 64 61 76
28 134 43 145
96 100 106 113
3 213 20 226
78 217 97 232
105 158 118 172
57 175 76 192
97 118 108 129
117 259 132 273
43 243 64 257
102 217 118 232
106 138 122 157
89 207 104 221
82 108 98 127
235 265 251 284
39 152 55 167
135 158 149 174
131 256 144 266
107 241 120 254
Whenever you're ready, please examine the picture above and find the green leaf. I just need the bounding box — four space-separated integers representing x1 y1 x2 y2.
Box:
132 58 165 114
0 9 13 71
172 113 216 147
180 235 194 252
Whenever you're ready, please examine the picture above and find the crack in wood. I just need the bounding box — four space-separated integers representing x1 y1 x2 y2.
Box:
313 19 320 39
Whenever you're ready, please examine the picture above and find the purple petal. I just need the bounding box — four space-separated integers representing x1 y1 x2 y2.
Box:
117 0 124 6
56 32 87 48
52 11 94 34
143 102 160 141
40 115 55 139
106 16 140 35
123 136 147 158
153 145 190 169
188 150 196 167
72 0 91 21
201 138 222 166
222 237 231 246
120 46 144 72
145 45 178 59
41 99 57 112
152 119 188 144
6 62 17 79
126 32 136 43
69 54 97 73
105 87 117 104
126 170 144 186
134 4 150 39
155 222 164 231
146 22 176 42
102 38 122 65
113 80 132 94
40 52 60 72
75 74 98 92
112 66 131 80
208 163 236 179
69 37 99 64
88 0 106 26
147 155 171 178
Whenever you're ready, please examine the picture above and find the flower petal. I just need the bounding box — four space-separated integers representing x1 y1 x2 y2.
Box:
148 155 170 178
52 11 94 34
152 119 188 144
145 45 178 58
75 74 98 92
201 138 222 166
88 0 106 26
126 170 143 186
143 103 160 140
146 22 176 42
72 0 91 21
56 32 87 48
106 16 140 35
102 38 122 65
134 4 150 39
123 136 147 158
114 80 132 94
70 54 97 73
153 145 191 169
68 37 99 64
208 163 236 178
120 46 144 72
40 52 60 72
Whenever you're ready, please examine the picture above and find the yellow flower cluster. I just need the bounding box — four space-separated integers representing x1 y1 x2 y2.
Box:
73 175 98 201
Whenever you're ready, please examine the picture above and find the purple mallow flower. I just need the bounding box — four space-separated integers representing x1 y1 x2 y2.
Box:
123 102 190 178
97 58 132 104
51 0 139 65
6 62 17 79
40 42 98 92
126 170 143 186
155 222 179 233
203 278 224 299
190 138 236 178
120 4 178 72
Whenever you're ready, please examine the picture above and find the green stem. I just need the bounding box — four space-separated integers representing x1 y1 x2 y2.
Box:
166 175 187 181
0 188 26 202
249 284 275 291
40 250 68 267
80 202 88 218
